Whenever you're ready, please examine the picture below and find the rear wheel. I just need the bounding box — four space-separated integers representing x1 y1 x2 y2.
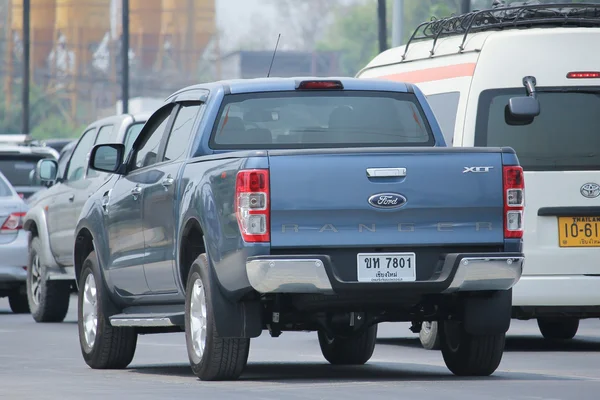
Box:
78 251 137 369
419 321 441 350
537 318 579 340
440 320 505 376
185 254 250 381
318 324 378 365
27 237 70 322
8 285 30 314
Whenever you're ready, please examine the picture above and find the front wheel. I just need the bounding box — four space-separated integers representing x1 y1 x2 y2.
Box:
185 254 250 381
537 318 579 340
419 321 441 350
78 251 137 369
440 320 505 376
318 324 378 365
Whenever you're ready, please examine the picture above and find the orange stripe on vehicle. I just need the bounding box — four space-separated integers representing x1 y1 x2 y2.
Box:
379 63 476 84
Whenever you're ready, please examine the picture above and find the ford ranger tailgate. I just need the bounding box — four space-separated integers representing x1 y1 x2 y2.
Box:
268 148 505 248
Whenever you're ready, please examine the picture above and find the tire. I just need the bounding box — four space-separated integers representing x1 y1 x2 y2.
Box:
318 324 378 365
419 321 441 350
27 237 71 322
440 320 505 376
78 251 137 369
9 285 30 314
185 254 250 381
537 318 579 340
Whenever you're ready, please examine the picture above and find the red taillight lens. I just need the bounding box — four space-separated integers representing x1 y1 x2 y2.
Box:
503 166 524 239
235 169 270 243
1 212 26 231
567 71 600 79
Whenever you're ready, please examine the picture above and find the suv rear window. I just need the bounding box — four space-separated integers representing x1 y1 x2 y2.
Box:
0 155 48 187
475 88 600 171
210 91 434 149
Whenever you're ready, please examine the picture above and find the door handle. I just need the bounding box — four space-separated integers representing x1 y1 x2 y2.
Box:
366 168 407 178
161 176 174 188
131 186 142 199
68 194 75 202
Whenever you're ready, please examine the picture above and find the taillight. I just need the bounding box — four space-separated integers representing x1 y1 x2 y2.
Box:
1 212 26 231
296 80 344 90
503 166 524 239
235 169 270 242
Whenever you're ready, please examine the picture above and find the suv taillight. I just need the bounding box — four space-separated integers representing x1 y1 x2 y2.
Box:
235 169 270 242
503 166 524 239
1 212 26 231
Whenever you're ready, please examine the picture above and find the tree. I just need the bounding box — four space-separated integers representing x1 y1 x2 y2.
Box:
0 83 83 139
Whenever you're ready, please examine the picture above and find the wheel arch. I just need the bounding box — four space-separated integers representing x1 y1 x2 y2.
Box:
23 208 60 268
74 227 96 289
178 216 206 292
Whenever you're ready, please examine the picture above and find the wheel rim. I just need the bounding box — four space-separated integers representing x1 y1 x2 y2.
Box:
30 254 42 305
190 278 207 359
422 321 432 334
82 273 98 349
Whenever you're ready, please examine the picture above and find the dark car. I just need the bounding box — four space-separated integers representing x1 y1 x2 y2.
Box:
0 144 59 200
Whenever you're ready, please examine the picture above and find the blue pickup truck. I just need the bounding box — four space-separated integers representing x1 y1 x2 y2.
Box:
73 77 524 380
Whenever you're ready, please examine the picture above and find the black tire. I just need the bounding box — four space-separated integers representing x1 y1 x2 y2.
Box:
537 318 579 340
27 237 71 322
440 320 505 376
78 251 137 369
185 254 250 381
419 321 441 350
9 285 30 314
318 324 378 365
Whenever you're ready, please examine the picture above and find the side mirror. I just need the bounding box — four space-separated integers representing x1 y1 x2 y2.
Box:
89 143 125 174
36 159 58 182
505 96 540 126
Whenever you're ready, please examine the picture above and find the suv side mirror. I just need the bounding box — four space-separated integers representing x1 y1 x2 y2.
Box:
37 159 58 182
89 143 125 174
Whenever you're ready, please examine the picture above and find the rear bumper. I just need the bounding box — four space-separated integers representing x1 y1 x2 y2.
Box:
246 252 523 295
0 230 29 283
513 275 600 307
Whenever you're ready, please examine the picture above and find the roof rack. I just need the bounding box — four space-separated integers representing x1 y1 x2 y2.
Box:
401 2 600 61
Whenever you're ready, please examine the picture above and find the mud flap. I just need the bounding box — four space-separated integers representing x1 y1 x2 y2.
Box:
205 255 262 339
463 289 512 336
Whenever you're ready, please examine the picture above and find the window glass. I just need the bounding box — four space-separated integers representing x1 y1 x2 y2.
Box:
426 92 460 146
210 91 434 149
0 155 49 187
95 125 114 145
132 108 173 170
475 89 600 171
0 173 14 196
123 122 145 156
164 103 202 162
66 128 97 182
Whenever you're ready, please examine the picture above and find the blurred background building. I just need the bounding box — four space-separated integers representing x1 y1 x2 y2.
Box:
1 0 587 140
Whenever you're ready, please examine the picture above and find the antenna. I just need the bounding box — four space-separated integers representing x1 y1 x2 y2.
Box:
267 34 281 78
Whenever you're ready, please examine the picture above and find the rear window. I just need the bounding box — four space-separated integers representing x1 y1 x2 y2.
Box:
475 88 600 171
0 155 47 187
210 91 434 149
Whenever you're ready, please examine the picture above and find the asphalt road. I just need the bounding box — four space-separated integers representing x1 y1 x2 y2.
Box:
1 295 600 400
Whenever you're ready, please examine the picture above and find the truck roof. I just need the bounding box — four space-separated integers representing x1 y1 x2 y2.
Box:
360 2 600 73
170 77 412 98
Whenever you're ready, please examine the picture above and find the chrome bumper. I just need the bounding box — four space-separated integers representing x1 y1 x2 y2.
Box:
245 254 523 294
441 256 523 294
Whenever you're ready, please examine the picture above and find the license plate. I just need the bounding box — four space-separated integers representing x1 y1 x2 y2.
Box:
558 216 600 247
356 252 416 282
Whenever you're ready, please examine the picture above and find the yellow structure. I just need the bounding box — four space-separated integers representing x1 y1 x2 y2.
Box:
11 0 57 69
158 0 216 73
129 0 162 69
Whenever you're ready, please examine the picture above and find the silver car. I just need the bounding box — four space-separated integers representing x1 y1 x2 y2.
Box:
0 171 30 313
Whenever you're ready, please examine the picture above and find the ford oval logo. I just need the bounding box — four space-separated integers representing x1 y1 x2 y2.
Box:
368 193 407 209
